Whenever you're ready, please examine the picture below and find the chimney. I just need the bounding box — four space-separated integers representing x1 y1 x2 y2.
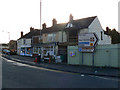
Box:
69 14 73 22
42 23 46 29
52 18 57 26
30 27 34 32
21 31 23 37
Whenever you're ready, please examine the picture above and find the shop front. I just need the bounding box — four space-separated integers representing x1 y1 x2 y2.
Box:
20 45 33 56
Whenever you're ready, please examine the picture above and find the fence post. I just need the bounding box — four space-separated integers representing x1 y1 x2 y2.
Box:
82 52 83 65
92 52 94 67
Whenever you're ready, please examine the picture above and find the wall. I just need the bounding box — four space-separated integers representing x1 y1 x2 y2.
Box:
17 38 31 55
17 39 22 55
63 31 67 42
21 39 31 47
42 31 67 43
118 44 120 68
58 32 62 42
58 31 67 42
42 34 48 43
88 17 111 45
68 44 120 68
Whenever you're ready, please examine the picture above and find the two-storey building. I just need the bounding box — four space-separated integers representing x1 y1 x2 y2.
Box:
17 27 40 56
17 15 111 62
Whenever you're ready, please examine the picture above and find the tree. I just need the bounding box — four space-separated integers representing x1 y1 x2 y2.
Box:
106 27 120 44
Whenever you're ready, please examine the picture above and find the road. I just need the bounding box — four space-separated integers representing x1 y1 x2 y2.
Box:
1 57 119 88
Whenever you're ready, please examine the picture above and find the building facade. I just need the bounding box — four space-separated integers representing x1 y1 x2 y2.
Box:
17 15 111 63
17 28 40 56
8 40 17 52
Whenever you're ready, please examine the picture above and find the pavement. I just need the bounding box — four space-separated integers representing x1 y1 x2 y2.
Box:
2 54 120 78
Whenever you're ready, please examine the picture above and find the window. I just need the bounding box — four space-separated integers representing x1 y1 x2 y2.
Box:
47 33 56 42
33 47 38 53
101 31 103 40
33 36 39 44
23 39 26 44
66 23 73 28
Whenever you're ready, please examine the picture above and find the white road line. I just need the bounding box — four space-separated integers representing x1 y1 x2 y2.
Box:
89 75 120 81
2 56 119 81
1 56 77 74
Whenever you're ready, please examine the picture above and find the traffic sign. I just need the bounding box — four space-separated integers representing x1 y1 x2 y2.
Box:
78 33 98 52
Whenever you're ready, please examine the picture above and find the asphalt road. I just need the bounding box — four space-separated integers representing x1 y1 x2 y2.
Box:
2 57 119 88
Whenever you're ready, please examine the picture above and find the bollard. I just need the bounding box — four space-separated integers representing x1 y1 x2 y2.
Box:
49 57 51 63
34 57 37 62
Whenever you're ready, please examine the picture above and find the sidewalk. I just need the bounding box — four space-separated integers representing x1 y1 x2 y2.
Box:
2 54 120 78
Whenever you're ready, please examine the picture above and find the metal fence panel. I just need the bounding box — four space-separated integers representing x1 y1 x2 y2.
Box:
68 44 120 68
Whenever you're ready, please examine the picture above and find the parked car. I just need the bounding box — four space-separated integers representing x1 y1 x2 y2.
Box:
2 49 11 55
2 49 16 55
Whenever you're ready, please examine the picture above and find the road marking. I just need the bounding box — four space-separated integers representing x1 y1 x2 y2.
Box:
1 56 119 81
81 74 85 77
89 75 120 82
1 56 78 75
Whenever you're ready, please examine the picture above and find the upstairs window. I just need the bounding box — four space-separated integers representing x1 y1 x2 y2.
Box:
23 39 26 44
47 33 56 42
101 31 103 40
33 36 39 44
66 23 73 28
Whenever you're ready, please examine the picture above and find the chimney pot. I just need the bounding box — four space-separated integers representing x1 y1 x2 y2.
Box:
21 31 23 37
52 18 57 26
69 14 73 22
42 23 46 29
30 27 34 32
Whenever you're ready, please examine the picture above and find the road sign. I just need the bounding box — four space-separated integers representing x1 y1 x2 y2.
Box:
78 33 98 52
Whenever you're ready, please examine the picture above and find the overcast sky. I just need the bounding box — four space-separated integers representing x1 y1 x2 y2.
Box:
0 0 119 43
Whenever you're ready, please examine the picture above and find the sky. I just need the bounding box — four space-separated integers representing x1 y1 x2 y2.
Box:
0 0 119 43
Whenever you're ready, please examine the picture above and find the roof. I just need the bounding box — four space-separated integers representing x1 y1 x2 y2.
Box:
18 23 66 40
42 23 66 33
18 29 40 40
18 16 97 40
0 43 8 46
65 16 97 30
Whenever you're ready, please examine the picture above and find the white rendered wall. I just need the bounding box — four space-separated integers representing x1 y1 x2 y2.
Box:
88 17 111 44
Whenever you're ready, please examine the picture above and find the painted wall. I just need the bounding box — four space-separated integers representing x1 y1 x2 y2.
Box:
88 17 111 45
42 34 48 43
17 38 32 55
68 44 120 68
58 31 67 42
42 31 67 43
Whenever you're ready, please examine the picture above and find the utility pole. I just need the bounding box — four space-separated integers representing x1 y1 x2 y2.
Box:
40 0 42 30
39 0 42 60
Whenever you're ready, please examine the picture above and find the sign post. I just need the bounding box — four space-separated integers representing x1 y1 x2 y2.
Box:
78 33 98 67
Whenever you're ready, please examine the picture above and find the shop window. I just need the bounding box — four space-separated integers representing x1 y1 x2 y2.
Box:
21 48 25 53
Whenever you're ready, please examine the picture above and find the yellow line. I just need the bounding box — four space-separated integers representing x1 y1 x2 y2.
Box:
1 56 78 75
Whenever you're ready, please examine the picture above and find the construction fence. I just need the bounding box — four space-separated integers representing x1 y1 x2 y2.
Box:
68 44 120 68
